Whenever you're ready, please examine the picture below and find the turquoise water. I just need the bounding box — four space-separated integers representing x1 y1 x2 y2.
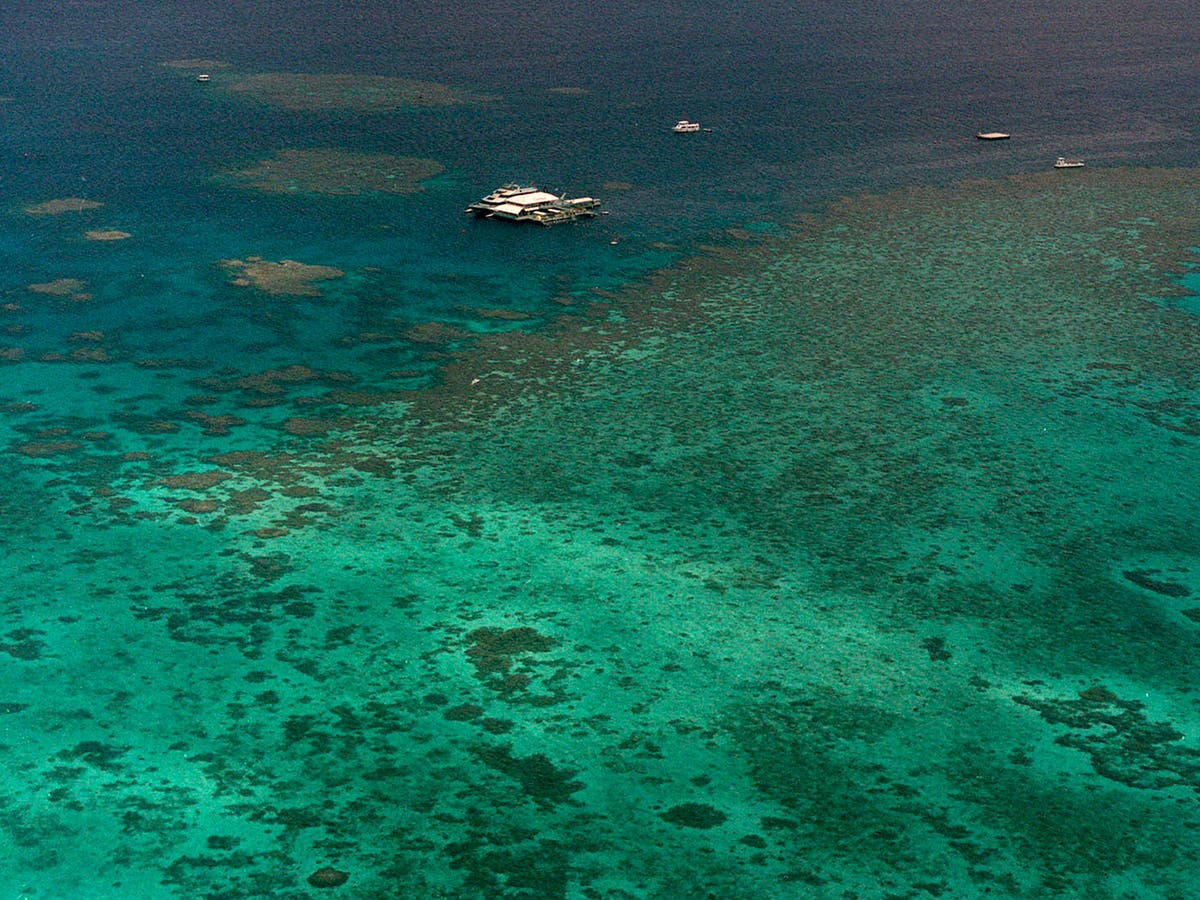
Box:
4 3 1200 898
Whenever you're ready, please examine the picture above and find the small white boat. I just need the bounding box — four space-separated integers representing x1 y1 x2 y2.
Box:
196 74 211 83
1054 156 1085 168
976 131 1010 140
673 120 700 133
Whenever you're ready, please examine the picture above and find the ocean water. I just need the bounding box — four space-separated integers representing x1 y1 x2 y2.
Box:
2 2 1200 897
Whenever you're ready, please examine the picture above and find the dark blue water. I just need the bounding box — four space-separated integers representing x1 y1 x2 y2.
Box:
3 0 1195 366
5 1 1196 229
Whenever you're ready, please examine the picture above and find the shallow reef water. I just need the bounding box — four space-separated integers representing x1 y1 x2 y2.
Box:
3 166 1200 897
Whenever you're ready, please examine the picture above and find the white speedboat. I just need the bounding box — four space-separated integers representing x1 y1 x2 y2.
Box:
976 131 1010 140
1054 156 1085 168
673 120 700 133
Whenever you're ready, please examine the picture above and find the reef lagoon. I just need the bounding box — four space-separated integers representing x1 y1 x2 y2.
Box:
3 2 1200 898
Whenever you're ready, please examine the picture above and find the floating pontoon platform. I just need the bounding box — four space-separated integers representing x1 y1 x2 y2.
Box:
466 184 601 226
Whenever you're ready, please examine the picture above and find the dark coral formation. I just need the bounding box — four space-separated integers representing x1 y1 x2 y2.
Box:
659 802 728 829
443 703 483 722
472 744 583 809
460 626 569 704
1123 569 1191 598
306 866 349 888
194 364 356 402
1014 689 1200 791
464 627 557 678
1 628 47 660
186 411 247 436
921 636 952 662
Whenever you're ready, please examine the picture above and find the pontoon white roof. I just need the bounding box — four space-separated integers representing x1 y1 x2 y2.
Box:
497 190 560 206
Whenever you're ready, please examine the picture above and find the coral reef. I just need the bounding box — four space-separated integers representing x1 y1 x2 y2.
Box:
464 626 557 678
24 198 103 215
222 72 490 112
660 803 728 829
1014 689 1200 791
220 257 344 296
223 149 443 196
472 744 583 809
28 278 91 301
306 867 349 888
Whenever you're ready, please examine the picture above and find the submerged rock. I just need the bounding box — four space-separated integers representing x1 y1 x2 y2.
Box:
306 867 349 888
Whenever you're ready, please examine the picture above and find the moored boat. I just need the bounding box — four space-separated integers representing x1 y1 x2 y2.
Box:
466 183 600 225
673 120 700 133
976 131 1011 140
1054 156 1085 168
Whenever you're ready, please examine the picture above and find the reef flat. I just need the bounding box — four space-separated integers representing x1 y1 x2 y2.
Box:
3 167 1200 897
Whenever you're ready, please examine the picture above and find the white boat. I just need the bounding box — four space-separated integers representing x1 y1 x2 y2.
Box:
1054 156 1085 168
673 120 700 133
976 131 1011 140
196 74 211 83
